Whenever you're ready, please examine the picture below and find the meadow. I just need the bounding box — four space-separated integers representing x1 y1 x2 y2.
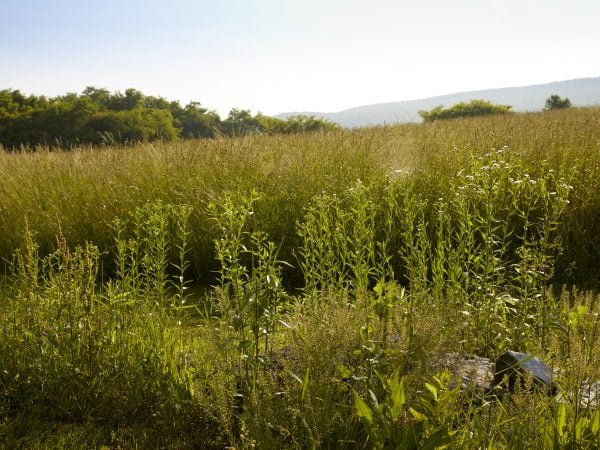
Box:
1 107 600 448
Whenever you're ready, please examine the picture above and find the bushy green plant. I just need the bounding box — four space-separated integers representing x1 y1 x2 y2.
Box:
0 228 196 427
544 94 572 111
418 148 573 355
113 200 194 305
297 180 378 301
208 190 289 407
419 99 513 122
353 370 462 449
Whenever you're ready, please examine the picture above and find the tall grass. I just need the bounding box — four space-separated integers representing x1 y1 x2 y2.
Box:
1 108 600 287
1 108 600 447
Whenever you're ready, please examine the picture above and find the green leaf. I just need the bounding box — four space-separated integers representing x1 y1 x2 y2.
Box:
556 402 567 437
301 367 310 401
425 382 438 401
590 410 600 434
353 392 373 426
374 280 384 296
409 407 428 422
336 363 352 380
390 372 406 421
420 429 452 450
369 389 380 412
575 416 588 442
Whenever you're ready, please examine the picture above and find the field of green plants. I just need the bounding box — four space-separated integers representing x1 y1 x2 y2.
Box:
1 108 600 448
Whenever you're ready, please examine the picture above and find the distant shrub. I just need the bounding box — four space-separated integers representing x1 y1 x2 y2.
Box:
279 114 340 134
419 99 513 122
221 110 340 137
544 94 572 110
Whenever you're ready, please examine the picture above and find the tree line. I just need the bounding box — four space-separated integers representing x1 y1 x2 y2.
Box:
0 87 339 150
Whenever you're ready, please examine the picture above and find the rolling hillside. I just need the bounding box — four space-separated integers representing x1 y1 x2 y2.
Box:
277 77 600 127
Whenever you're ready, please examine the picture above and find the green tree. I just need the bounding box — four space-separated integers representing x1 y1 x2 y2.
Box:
89 108 178 145
143 95 172 111
81 87 112 109
282 115 340 133
43 95 99 145
0 88 181 148
172 102 221 139
254 113 286 134
222 109 262 136
0 89 48 119
230 113 339 136
0 93 98 148
544 95 572 110
419 99 513 122
108 88 145 111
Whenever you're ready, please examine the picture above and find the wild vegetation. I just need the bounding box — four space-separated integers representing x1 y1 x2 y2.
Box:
545 95 573 111
0 88 338 149
1 107 600 448
418 99 513 122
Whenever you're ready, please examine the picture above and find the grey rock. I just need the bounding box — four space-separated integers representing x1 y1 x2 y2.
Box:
437 353 495 394
557 380 600 409
579 380 600 408
494 350 557 394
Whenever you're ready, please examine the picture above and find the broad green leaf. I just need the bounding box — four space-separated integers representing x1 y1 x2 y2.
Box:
369 389 380 412
336 363 352 379
353 392 373 426
390 373 406 421
409 407 428 422
420 429 452 450
425 382 438 401
373 280 384 296
556 402 567 436
575 417 588 442
591 410 600 434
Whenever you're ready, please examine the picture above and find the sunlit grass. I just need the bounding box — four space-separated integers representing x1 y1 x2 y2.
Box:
1 107 600 447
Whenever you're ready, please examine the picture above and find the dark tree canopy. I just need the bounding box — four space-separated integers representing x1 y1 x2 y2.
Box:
544 95 572 111
0 87 339 150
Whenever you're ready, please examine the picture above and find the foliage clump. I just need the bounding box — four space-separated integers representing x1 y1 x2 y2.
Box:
222 110 339 137
419 99 513 122
544 94 572 110
0 88 339 149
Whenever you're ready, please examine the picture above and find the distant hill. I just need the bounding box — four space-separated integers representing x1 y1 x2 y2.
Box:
276 77 600 128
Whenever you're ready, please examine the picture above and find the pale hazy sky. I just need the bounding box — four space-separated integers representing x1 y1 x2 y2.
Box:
1 0 599 117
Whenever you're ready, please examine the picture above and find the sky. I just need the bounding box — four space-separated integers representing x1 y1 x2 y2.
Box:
1 0 599 117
